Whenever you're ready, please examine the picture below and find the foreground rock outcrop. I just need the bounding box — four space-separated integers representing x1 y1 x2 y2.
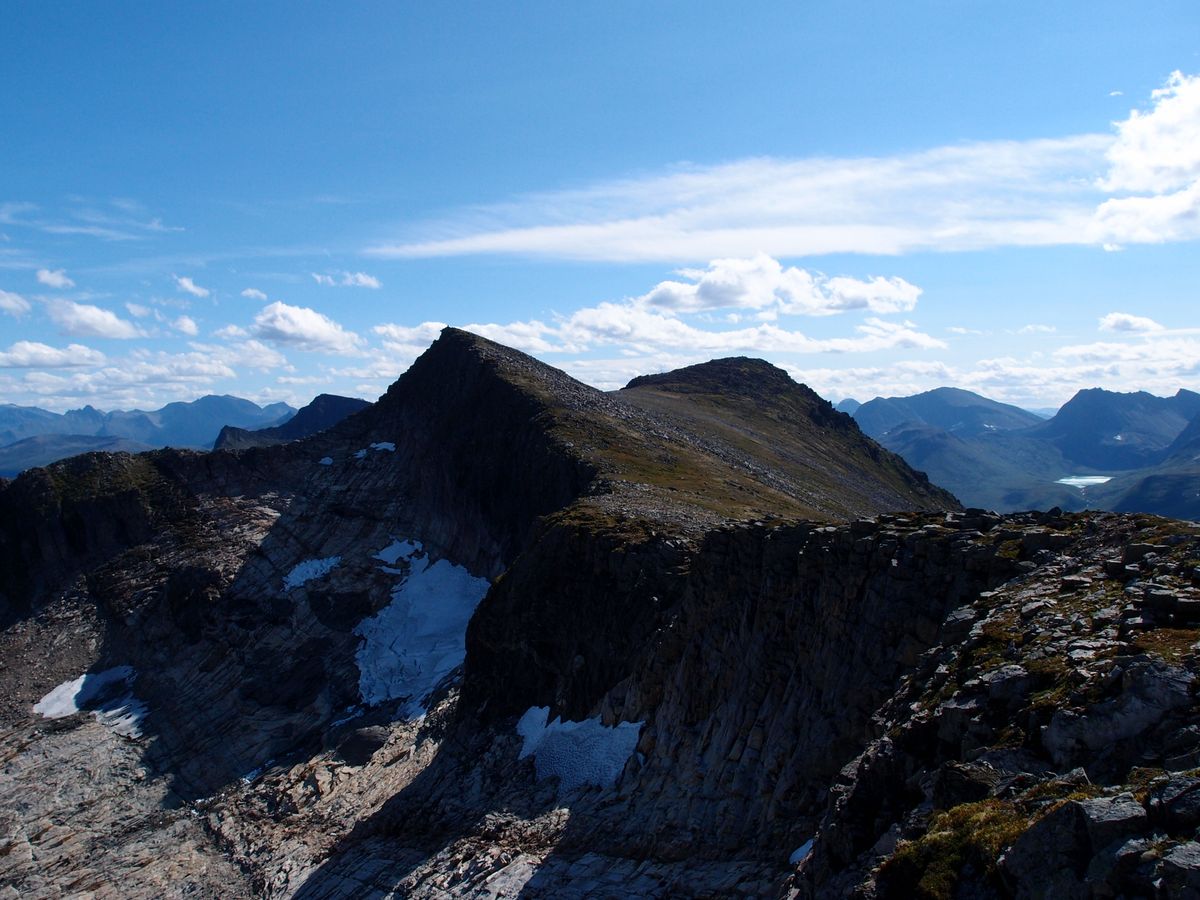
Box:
1 329 1196 898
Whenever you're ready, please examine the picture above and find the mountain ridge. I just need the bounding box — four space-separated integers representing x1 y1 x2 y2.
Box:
1 329 1198 897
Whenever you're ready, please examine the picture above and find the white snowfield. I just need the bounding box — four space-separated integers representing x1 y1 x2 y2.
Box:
284 556 342 590
516 706 644 794
318 456 333 466
355 538 491 718
33 665 148 738
369 441 396 452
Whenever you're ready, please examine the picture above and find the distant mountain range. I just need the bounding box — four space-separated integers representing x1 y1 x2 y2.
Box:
0 393 375 477
852 386 1200 519
213 394 371 450
0 395 296 477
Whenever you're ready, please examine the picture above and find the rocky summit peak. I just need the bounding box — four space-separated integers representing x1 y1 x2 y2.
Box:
623 355 796 395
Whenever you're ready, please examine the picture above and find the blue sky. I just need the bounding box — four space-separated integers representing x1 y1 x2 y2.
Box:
2 1 1199 413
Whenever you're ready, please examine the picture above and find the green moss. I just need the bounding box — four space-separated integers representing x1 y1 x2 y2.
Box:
882 800 1029 900
997 539 1023 560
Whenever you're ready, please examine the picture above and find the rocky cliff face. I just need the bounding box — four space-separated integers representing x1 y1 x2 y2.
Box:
1 329 1196 898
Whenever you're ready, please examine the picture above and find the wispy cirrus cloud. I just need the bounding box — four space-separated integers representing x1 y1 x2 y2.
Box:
0 289 31 317
367 136 1109 262
312 270 382 288
174 274 210 298
368 73 1200 263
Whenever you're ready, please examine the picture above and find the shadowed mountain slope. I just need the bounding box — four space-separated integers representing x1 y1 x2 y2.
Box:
0 433 156 478
214 394 371 450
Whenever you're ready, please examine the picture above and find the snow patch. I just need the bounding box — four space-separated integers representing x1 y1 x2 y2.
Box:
33 666 148 738
374 538 423 565
1056 475 1113 488
284 556 341 589
789 839 815 865
354 538 490 717
318 456 333 466
516 706 643 793
370 441 396 452
354 448 368 459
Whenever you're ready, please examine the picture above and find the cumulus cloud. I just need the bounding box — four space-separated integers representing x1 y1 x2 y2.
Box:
1090 72 1200 245
0 341 105 368
313 271 382 288
1099 312 1164 333
36 268 75 289
1017 324 1056 334
125 302 152 318
373 322 447 347
46 299 143 339
173 315 199 336
1100 71 1200 194
174 274 210 298
0 289 31 317
366 255 941 367
251 301 362 354
639 254 920 317
214 324 248 339
241 288 268 301
190 338 290 371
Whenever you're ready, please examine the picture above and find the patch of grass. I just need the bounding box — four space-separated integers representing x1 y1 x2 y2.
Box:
1132 627 1199 665
881 800 1029 900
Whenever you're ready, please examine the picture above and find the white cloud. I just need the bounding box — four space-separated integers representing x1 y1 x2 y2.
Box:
174 274 210 298
1017 324 1056 334
1089 179 1200 244
251 301 362 354
639 254 920 316
373 321 447 346
341 271 381 288
125 302 152 318
1099 311 1163 333
459 320 558 353
214 324 248 339
241 288 268 301
1089 72 1200 245
1100 71 1200 194
36 268 75 289
313 271 383 288
46 299 143 339
173 315 199 336
0 289 31 317
0 341 105 368
190 338 290 371
364 73 1200 260
367 255 942 364
367 136 1110 262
